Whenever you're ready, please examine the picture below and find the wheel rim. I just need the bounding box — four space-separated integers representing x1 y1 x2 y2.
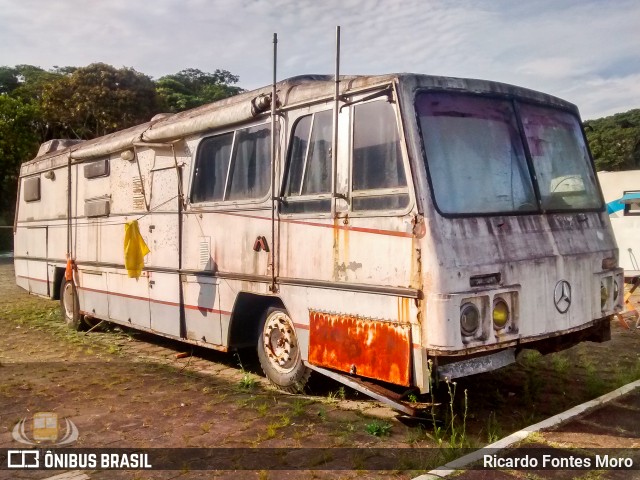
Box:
263 311 300 374
63 282 76 320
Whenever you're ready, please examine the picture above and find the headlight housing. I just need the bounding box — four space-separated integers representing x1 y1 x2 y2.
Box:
493 299 509 330
460 303 480 337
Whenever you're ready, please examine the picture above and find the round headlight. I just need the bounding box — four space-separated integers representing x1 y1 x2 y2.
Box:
613 279 620 301
493 299 509 329
601 281 608 309
460 303 480 336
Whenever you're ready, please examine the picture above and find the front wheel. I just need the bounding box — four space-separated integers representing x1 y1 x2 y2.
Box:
60 278 82 330
257 307 310 393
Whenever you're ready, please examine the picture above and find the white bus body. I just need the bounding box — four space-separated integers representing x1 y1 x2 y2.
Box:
598 170 640 278
14 74 623 400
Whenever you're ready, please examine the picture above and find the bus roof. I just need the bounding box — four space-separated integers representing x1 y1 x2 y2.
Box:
21 73 577 174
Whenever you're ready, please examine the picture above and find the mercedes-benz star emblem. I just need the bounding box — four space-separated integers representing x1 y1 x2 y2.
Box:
554 280 571 313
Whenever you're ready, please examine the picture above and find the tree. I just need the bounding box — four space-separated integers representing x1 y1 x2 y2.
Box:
0 95 40 222
156 68 243 112
584 109 640 171
40 63 161 139
0 66 20 94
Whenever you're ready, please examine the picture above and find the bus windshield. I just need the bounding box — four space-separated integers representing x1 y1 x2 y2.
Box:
519 103 602 211
416 92 602 215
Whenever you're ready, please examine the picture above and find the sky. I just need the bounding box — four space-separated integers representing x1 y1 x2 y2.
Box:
1 0 639 120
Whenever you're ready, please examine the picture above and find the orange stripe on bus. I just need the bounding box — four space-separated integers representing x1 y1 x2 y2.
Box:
77 286 232 316
213 211 413 238
16 275 48 283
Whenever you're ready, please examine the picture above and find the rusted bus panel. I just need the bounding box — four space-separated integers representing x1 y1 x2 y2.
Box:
308 310 412 386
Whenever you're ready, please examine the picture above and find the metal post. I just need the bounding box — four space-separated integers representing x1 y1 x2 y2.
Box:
331 26 341 215
270 32 278 292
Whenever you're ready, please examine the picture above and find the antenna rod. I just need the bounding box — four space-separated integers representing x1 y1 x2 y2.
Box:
332 26 340 214
270 32 277 292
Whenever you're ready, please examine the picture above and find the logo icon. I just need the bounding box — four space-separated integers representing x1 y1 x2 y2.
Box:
12 412 78 446
554 280 572 313
7 450 39 468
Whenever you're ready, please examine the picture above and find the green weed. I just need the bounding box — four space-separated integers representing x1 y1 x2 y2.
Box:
238 372 256 391
426 360 469 449
550 353 570 377
291 398 312 416
486 411 502 444
365 420 392 437
327 386 346 401
584 361 608 397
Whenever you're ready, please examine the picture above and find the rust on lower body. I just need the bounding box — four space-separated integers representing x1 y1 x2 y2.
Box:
308 310 411 386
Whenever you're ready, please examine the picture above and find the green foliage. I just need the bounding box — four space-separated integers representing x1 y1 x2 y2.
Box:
0 95 40 220
156 68 243 112
365 420 392 437
426 360 470 449
584 109 640 171
40 63 161 139
327 386 346 401
238 372 256 391
0 66 20 94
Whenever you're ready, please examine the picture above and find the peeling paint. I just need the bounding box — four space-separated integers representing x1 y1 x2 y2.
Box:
308 310 411 386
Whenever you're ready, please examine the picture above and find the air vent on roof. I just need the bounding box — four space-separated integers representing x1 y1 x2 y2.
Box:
36 139 84 157
151 113 174 122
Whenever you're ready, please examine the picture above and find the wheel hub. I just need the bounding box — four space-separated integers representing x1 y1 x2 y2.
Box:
263 312 298 372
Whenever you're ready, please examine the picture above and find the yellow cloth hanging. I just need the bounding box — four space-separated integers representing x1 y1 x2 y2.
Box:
124 220 150 278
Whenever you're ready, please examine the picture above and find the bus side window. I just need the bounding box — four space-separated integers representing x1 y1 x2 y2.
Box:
351 101 409 212
281 110 333 214
192 124 271 204
191 132 234 203
23 176 41 202
226 124 271 201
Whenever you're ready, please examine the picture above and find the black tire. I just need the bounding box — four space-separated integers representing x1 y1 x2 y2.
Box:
257 306 311 393
59 278 82 331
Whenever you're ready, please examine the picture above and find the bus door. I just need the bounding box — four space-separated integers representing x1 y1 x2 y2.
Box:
145 145 182 337
182 121 274 346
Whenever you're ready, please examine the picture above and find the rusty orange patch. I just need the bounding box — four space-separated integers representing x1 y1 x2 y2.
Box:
308 311 411 386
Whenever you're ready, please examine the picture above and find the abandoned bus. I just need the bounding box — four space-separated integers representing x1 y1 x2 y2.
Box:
14 74 623 410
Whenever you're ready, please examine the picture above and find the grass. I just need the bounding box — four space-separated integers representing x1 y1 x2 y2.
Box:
290 397 314 417
255 402 269 417
486 411 502 444
582 359 609 398
238 372 257 391
264 414 292 440
426 360 470 450
326 386 346 401
0 300 131 359
550 353 570 377
365 420 392 437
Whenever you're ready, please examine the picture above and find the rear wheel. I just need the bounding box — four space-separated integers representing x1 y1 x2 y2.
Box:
257 307 310 393
60 278 82 331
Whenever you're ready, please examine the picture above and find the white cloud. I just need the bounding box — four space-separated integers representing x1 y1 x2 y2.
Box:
0 0 638 118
